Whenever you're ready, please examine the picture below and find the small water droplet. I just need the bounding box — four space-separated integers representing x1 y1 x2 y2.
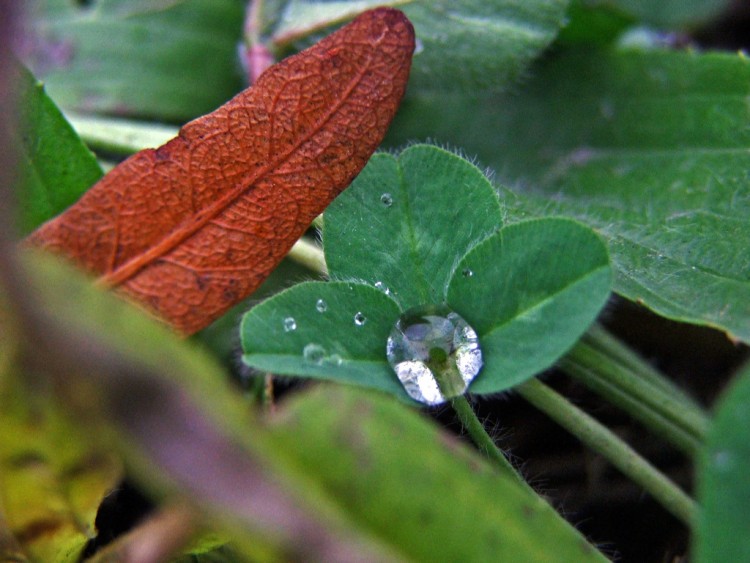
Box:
374 281 391 295
315 299 327 313
413 37 424 55
326 353 343 366
713 449 734 471
354 312 367 326
283 317 296 332
462 268 474 278
303 343 326 364
386 304 483 405
380 193 393 207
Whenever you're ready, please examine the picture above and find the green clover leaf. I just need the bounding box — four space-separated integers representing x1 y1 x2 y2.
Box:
241 144 612 403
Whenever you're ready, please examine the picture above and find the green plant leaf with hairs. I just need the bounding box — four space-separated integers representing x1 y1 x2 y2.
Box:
324 145 503 310
242 145 611 399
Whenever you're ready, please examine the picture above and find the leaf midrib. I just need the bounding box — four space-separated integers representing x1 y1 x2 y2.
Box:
396 160 432 306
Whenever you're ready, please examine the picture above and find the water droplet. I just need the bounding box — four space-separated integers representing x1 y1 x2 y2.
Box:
380 193 393 207
303 343 326 364
283 317 296 332
315 299 327 313
386 304 483 405
374 281 391 295
713 449 734 471
462 268 474 278
326 353 343 366
354 312 367 326
413 37 424 55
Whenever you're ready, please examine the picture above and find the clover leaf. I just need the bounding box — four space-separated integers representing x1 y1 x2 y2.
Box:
241 145 612 403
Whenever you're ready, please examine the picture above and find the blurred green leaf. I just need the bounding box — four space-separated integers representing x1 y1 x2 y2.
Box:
6 252 338 560
13 64 102 234
557 0 634 45
23 0 245 122
448 219 612 393
695 361 750 562
607 0 732 28
241 281 408 399
272 0 570 92
268 384 608 562
324 145 503 310
387 48 750 342
5 252 605 561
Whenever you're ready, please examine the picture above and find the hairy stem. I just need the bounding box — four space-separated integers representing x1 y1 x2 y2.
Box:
517 378 696 527
288 238 328 276
450 395 532 493
563 327 709 453
585 324 706 412
560 354 701 455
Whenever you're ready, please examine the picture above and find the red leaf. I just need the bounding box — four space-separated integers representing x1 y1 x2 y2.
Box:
28 8 414 335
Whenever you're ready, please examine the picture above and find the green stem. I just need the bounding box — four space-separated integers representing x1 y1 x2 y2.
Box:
565 338 709 445
67 113 177 156
288 238 327 276
584 324 705 412
560 355 701 455
517 378 696 527
450 395 532 493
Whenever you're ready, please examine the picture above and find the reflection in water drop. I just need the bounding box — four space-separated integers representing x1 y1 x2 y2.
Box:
283 317 297 332
380 193 393 207
315 299 327 313
386 304 482 405
303 343 326 364
354 312 367 326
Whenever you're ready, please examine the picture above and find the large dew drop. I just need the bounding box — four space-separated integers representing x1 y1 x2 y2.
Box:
386 304 483 405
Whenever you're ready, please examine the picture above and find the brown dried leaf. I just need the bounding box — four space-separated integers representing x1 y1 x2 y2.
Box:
28 8 414 335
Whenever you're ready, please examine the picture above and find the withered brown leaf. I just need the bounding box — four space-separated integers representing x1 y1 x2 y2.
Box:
28 8 414 335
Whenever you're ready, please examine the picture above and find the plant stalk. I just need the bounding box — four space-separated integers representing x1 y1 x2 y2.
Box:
67 113 177 156
560 355 701 455
288 238 328 276
584 324 706 412
450 395 533 493
564 336 709 446
517 378 696 527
